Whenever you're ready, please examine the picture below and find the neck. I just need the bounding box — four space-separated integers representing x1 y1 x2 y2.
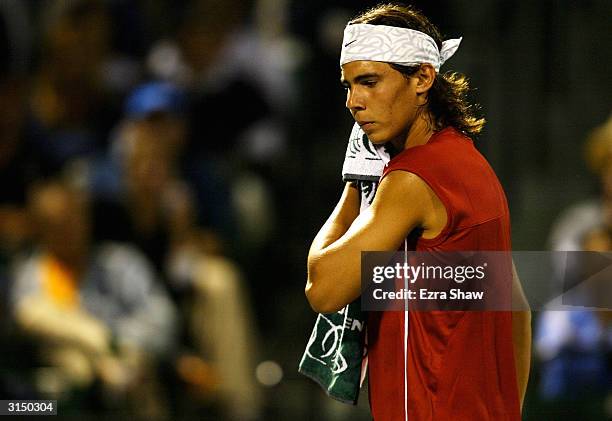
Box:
393 109 435 151
128 193 162 234
47 249 88 279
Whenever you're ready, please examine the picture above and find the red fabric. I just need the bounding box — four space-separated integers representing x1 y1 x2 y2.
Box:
367 127 520 420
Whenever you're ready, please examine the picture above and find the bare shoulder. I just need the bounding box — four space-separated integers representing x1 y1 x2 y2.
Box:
373 170 447 238
374 170 436 209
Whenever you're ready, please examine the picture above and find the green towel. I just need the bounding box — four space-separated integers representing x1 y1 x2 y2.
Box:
298 299 366 404
301 129 386 404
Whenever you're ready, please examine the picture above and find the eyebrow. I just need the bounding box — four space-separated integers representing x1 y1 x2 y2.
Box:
340 72 380 86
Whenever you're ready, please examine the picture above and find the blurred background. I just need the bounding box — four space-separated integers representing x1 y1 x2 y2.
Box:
0 0 610 419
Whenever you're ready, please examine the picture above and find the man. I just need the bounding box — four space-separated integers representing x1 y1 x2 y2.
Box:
12 179 177 416
305 3 531 420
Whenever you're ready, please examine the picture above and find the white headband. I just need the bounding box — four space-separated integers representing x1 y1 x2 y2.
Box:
340 23 462 72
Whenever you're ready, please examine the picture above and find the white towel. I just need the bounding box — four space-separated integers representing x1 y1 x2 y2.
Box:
342 123 391 182
341 123 392 211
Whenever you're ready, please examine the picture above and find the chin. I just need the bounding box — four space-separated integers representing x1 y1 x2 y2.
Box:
365 132 387 145
370 137 393 146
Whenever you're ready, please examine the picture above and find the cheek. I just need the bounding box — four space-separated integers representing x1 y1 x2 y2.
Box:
387 91 415 129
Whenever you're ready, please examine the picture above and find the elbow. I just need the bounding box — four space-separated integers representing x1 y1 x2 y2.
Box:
305 283 322 313
305 268 343 314
305 283 340 314
305 258 324 312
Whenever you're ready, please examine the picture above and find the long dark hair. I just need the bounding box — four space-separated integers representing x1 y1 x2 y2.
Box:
349 3 485 136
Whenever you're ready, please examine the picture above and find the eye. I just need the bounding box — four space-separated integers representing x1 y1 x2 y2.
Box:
363 80 377 87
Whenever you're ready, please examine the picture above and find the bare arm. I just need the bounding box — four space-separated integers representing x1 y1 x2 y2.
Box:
306 172 433 313
15 295 112 357
511 261 531 410
308 182 360 255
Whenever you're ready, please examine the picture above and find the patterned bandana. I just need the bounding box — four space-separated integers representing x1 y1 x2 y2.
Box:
340 23 462 72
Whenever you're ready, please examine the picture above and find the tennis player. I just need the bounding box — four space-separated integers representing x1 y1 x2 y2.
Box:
306 3 530 420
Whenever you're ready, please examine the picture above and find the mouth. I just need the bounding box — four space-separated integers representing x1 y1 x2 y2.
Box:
357 121 374 129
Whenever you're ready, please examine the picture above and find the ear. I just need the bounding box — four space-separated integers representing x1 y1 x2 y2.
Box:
415 64 436 94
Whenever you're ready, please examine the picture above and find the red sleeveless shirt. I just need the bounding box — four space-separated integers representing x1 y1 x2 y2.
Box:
367 127 520 420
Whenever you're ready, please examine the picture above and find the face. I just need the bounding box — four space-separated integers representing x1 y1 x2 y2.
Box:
341 61 420 148
122 122 171 196
32 185 90 262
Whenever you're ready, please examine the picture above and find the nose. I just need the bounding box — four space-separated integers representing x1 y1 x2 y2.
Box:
345 87 365 112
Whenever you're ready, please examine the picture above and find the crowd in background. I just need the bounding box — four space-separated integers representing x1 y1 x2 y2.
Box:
0 0 609 420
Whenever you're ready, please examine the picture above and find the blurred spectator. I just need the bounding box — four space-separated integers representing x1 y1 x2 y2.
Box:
145 0 308 334
101 80 237 248
92 81 223 281
174 244 264 420
27 0 134 178
548 114 612 252
536 310 611 419
89 81 263 419
537 114 612 420
145 0 293 250
10 179 177 417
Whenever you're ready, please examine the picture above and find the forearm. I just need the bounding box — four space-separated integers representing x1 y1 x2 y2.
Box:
512 310 531 409
309 182 360 253
511 261 531 410
16 295 112 357
306 183 360 312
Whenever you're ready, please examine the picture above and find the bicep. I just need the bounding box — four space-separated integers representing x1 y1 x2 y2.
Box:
338 171 430 251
